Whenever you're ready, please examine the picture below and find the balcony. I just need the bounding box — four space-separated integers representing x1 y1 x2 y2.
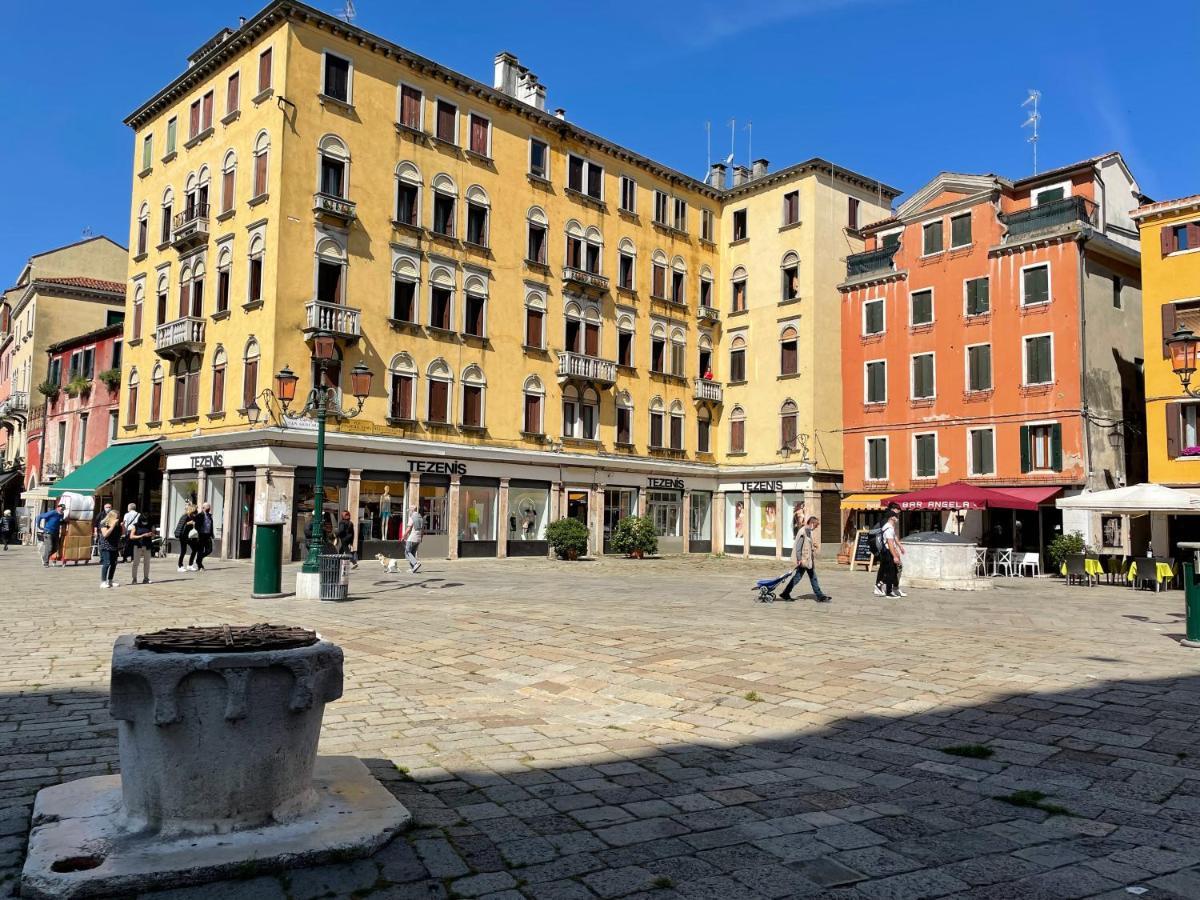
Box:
698 305 719 323
562 266 609 295
171 205 210 250
155 316 206 358
693 379 723 404
44 462 64 481
845 244 900 279
1000 196 1097 242
304 300 362 343
0 392 28 423
313 192 357 224
557 351 617 387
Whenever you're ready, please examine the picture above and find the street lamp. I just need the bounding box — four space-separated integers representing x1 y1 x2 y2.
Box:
1168 326 1200 397
276 335 374 575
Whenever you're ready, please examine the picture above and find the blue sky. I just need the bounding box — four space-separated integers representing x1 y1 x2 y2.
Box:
3 0 1196 282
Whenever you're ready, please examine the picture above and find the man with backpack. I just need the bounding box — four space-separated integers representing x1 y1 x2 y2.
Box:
873 502 905 597
778 515 831 603
875 508 906 598
399 503 424 574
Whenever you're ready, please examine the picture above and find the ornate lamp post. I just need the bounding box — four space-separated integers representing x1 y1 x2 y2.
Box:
274 334 373 575
1168 326 1200 397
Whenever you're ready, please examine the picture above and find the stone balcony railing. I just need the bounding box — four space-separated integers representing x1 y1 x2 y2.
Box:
154 316 206 358
557 351 617 386
313 192 357 224
304 300 362 341
562 266 610 294
692 379 723 404
171 205 210 250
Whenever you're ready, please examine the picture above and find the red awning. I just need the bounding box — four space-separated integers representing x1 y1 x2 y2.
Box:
883 481 1061 512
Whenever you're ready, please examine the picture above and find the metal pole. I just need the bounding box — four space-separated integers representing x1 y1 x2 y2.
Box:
303 377 326 575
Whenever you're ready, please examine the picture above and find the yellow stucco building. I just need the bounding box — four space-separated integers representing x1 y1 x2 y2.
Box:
119 0 898 562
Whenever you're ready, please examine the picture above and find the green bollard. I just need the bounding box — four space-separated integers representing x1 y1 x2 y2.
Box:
1183 561 1200 648
251 521 288 598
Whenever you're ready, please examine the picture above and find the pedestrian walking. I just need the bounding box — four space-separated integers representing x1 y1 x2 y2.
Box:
0 509 13 551
778 515 832 602
97 510 122 589
121 503 139 562
336 510 357 568
128 513 154 584
874 502 902 596
876 509 906 598
399 503 424 574
36 504 65 567
195 502 215 570
175 504 200 572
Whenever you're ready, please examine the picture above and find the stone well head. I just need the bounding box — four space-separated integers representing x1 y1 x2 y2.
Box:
110 625 343 836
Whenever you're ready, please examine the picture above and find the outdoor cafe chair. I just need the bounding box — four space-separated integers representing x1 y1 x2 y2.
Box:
974 547 988 577
1064 554 1091 586
1018 552 1041 577
991 548 1014 577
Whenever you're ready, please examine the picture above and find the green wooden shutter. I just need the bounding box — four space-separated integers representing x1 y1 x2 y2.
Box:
1019 425 1031 473
1050 423 1063 471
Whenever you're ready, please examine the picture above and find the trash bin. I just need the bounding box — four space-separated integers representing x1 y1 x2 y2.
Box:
319 553 353 601
1180 542 1200 648
251 522 286 598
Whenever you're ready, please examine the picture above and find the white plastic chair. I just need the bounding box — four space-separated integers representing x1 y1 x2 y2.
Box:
974 547 988 577
1018 552 1041 577
991 548 1014 577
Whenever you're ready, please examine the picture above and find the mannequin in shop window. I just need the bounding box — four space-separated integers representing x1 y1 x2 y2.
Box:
380 485 393 539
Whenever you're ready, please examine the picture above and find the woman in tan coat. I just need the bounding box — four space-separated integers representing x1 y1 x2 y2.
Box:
777 516 831 603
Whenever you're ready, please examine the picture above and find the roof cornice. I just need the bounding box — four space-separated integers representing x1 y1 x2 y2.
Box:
1132 194 1200 223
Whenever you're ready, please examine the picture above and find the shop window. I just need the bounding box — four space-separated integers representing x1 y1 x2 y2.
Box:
459 484 497 542
361 480 406 543
509 484 549 543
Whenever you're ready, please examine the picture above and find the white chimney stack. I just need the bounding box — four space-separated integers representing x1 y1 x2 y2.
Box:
494 51 547 111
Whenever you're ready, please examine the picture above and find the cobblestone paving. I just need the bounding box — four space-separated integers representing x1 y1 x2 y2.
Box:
3 549 1200 898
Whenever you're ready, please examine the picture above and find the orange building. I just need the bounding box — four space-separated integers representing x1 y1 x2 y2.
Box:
838 153 1145 560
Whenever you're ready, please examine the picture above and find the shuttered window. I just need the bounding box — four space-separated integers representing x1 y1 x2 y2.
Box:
866 438 888 480
730 348 746 382
730 418 745 453
462 385 483 427
911 289 933 326
392 279 416 322
616 407 631 444
323 54 350 101
524 394 542 434
922 221 943 255
390 374 413 420
865 361 886 403
226 72 239 114
469 114 490 155
1022 265 1050 305
258 48 272 93
1020 423 1062 472
965 277 989 315
780 335 798 376
912 353 935 399
650 412 663 448
400 85 422 128
436 100 457 143
914 434 936 478
950 213 971 247
970 429 994 475
967 344 992 392
525 309 543 348
428 380 449 422
1024 335 1053 384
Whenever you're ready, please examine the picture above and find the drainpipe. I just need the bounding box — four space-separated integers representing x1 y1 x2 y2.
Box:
1077 233 1093 487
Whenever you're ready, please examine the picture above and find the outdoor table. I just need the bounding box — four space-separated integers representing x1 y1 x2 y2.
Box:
1061 558 1104 578
1127 560 1174 587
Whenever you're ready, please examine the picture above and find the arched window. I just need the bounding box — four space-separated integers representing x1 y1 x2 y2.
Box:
731 265 747 312
580 387 599 440
463 273 488 339
699 265 714 310
220 150 237 214
649 396 665 448
650 322 667 373
216 245 232 313
729 334 747 382
698 332 713 378
461 364 486 429
669 400 685 450
183 171 199 222
126 368 139 426
132 284 145 341
252 130 270 197
160 187 175 245
431 173 456 237
178 260 205 319
242 339 260 411
171 353 201 419
583 226 603 274
671 256 687 304
465 185 489 247
150 363 164 423
247 233 265 305
429 266 454 331
211 346 227 414
315 236 346 305
522 375 545 435
696 406 711 453
780 324 799 376
395 161 421 226
563 301 583 353
565 219 585 269
615 390 633 444
651 250 668 298
388 352 417 421
136 202 149 256
616 314 635 367
391 255 419 324
426 358 452 423
617 238 636 291
669 327 686 376
562 384 580 437
524 289 546 349
527 206 548 264
318 134 349 199
729 405 746 453
155 272 169 327
780 399 799 451
781 251 799 301
561 385 598 440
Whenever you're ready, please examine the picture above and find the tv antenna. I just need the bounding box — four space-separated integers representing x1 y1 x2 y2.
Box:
1021 89 1041 175
745 120 752 169
338 0 356 23
81 226 94 238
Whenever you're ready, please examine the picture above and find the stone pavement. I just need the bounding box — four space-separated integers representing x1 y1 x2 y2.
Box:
3 548 1200 899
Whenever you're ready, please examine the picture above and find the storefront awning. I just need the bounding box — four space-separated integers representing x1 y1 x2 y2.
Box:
0 469 20 493
885 481 1059 512
47 441 158 499
1056 483 1200 514
841 493 889 510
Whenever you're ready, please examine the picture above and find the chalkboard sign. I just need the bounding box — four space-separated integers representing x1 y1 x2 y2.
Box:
852 529 875 571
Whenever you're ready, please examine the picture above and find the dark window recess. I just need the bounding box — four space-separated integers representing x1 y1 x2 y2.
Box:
320 157 344 197
965 277 989 315
568 155 584 192
882 232 900 249
393 280 416 322
780 338 798 375
671 271 685 303
650 413 663 448
585 242 600 273
782 264 799 300
430 287 452 330
651 338 665 373
396 183 418 225
248 257 263 303
669 415 683 450
618 332 633 367
464 295 486 337
732 209 747 241
316 261 342 304
528 224 546 263
324 55 350 101
566 237 582 268
529 139 548 178
616 407 631 444
783 191 799 225
433 194 455 236
466 203 488 246
618 253 633 288
565 319 580 353
586 164 602 200
700 280 712 307
732 280 746 311
730 349 746 382
848 196 860 230
697 417 710 452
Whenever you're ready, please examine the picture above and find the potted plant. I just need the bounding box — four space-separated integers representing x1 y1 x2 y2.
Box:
610 515 658 559
1048 530 1086 572
546 517 589 561
98 368 122 391
65 374 92 398
37 380 60 402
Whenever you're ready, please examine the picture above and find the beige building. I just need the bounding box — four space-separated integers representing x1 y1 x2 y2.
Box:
0 237 127 501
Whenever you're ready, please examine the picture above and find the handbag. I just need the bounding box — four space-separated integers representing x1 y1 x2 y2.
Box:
187 528 200 541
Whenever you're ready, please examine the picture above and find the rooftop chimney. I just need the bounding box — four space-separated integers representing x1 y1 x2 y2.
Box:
494 51 547 111
751 158 769 180
554 108 567 120
493 51 519 94
708 163 727 190
731 165 750 187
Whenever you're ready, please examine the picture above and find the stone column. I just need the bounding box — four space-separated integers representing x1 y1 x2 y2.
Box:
713 490 725 552
448 474 460 560
775 487 785 560
197 468 209 507
261 465 295 561
406 472 420 518
159 471 171 542
347 469 362 556
592 482 605 556
550 481 562 558
681 490 691 554
497 477 510 558
221 468 235 558
742 489 750 559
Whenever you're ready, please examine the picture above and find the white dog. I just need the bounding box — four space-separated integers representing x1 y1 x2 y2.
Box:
376 553 403 574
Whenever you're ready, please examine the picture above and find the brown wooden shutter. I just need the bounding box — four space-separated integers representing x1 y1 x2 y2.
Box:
227 73 239 112
1161 226 1175 257
254 153 267 195
223 170 234 212
471 116 488 154
178 282 191 319
1163 302 1178 358
1167 404 1182 458
585 323 599 357
189 101 200 138
259 49 272 91
430 381 447 422
732 419 744 453
526 310 542 348
524 394 539 433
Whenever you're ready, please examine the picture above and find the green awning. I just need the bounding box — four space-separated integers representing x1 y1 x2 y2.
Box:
48 441 159 499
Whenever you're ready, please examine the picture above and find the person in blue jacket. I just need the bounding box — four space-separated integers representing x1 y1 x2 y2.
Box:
36 504 66 567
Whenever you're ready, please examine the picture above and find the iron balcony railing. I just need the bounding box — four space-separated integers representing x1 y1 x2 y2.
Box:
557 351 617 386
304 300 362 339
1000 196 1098 241
845 244 900 278
171 204 210 247
693 379 723 403
155 316 206 355
5 391 28 413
